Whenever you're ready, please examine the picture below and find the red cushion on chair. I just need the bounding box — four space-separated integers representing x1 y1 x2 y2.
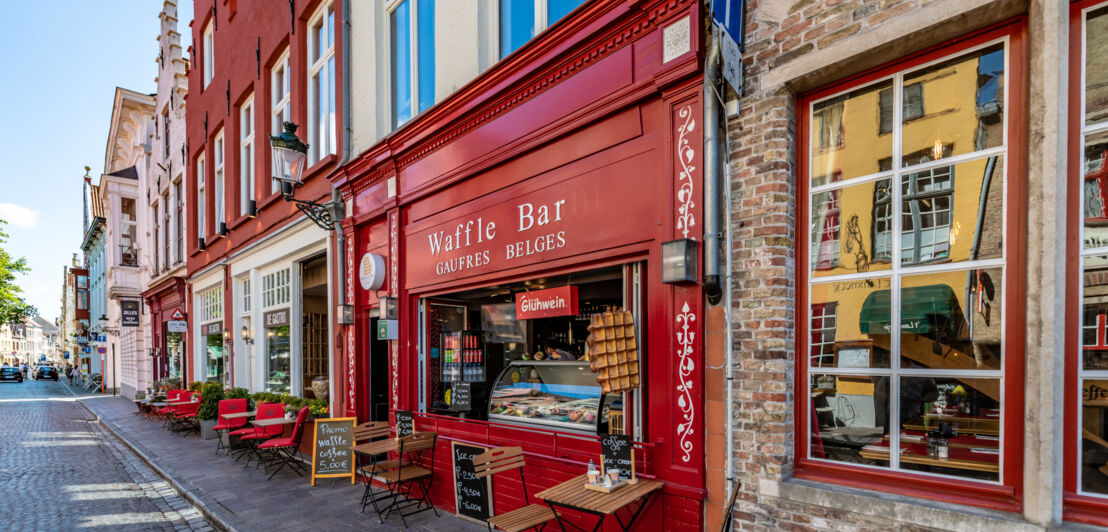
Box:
240 431 269 441
229 427 255 437
257 437 295 449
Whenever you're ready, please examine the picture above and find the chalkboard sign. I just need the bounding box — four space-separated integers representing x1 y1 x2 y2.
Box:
600 434 636 482
310 417 357 486
395 410 414 437
451 383 472 411
451 442 493 523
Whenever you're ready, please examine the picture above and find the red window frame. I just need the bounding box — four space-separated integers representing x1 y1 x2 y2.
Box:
1065 0 1108 526
795 19 1028 512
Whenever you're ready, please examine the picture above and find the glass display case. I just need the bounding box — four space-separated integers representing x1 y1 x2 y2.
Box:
488 361 618 434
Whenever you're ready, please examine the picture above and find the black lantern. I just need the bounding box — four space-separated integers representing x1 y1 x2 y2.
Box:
661 239 699 284
268 121 344 231
380 297 398 320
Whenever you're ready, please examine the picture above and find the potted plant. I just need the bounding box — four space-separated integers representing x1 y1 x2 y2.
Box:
197 381 225 440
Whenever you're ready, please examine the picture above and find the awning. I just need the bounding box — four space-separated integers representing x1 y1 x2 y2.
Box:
859 284 963 336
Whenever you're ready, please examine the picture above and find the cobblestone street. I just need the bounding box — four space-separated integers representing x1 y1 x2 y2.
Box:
0 378 212 531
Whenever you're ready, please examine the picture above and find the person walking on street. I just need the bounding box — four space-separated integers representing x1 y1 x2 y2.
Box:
69 366 79 386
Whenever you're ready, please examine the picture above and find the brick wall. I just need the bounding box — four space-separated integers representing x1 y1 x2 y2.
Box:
727 0 1045 530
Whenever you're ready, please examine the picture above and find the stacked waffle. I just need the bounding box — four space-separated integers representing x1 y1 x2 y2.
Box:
586 310 640 393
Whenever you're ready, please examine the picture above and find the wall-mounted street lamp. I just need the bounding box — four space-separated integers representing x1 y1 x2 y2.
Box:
269 121 344 232
661 239 699 284
241 324 254 345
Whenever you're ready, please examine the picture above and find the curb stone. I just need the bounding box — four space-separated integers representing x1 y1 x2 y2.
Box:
63 382 240 532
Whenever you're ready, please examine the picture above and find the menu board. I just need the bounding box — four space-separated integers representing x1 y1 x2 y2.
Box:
451 442 493 523
310 417 356 486
395 410 414 437
600 434 635 482
451 383 472 411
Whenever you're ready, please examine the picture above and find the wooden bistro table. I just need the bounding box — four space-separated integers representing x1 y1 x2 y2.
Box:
221 410 257 421
536 474 663 532
250 417 297 428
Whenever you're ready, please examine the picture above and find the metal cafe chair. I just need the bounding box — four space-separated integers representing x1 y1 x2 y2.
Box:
257 406 310 480
373 431 439 527
212 398 249 455
353 421 394 511
472 446 556 532
234 402 286 469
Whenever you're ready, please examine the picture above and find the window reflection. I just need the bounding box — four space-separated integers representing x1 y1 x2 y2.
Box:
898 269 1003 371
811 281 891 369
902 44 1005 165
809 375 890 467
899 376 1000 482
810 80 893 183
810 179 894 277
1086 6 1108 125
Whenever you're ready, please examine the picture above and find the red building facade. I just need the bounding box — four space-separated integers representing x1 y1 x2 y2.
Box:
185 0 345 392
332 0 708 528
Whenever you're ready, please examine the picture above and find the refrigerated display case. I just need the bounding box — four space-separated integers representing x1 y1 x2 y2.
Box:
488 360 619 435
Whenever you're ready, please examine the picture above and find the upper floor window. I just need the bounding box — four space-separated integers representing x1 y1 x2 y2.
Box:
174 181 183 263
119 197 138 267
199 285 222 323
197 152 206 238
240 95 255 215
214 130 225 230
499 0 586 58
202 21 214 88
162 107 171 159
271 49 291 193
391 0 435 127
801 32 1017 500
241 277 252 314
308 3 337 164
162 191 171 271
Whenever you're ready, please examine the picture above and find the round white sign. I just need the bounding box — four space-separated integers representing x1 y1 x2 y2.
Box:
359 253 386 291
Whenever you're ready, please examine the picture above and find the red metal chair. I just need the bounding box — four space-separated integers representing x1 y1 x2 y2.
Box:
257 406 309 480
155 389 184 427
237 402 286 469
212 398 249 455
170 394 201 435
160 390 195 430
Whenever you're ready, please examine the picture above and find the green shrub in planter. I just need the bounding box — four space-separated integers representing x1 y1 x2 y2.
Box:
197 382 225 421
226 387 252 410
188 381 204 392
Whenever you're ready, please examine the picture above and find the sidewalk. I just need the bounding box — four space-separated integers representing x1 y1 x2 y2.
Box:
68 384 483 532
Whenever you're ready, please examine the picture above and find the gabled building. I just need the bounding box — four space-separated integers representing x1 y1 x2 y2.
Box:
143 0 190 386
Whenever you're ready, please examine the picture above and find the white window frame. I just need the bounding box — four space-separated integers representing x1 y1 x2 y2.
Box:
804 38 1010 480
240 277 252 314
174 180 183 263
497 0 581 59
120 197 138 267
199 286 223 323
197 153 206 239
213 130 225 230
202 21 214 88
1078 1 1108 500
307 2 336 164
240 95 255 215
262 268 291 309
271 49 291 193
389 0 434 127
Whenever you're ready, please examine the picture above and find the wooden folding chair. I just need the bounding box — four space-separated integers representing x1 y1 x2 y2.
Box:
354 421 396 511
374 431 439 527
472 447 555 532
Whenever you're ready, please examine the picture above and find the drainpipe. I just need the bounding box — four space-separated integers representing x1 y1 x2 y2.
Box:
964 155 997 366
703 34 724 306
329 0 354 413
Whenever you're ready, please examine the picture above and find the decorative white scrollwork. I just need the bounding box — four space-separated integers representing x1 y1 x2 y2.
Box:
675 300 696 462
676 105 697 239
390 213 400 410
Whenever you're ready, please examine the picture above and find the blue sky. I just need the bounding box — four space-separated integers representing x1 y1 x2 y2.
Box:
0 1 193 323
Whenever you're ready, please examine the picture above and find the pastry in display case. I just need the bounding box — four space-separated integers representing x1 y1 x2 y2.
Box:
489 361 617 434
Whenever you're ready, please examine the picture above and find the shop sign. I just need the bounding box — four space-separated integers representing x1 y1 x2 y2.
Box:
264 309 290 328
451 442 493 523
405 165 655 288
395 410 414 437
201 322 222 336
358 253 386 291
376 319 398 340
309 417 357 486
121 300 140 327
170 308 186 320
515 286 578 320
167 320 188 333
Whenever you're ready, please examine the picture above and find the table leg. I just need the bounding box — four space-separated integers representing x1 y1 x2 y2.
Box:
612 492 658 532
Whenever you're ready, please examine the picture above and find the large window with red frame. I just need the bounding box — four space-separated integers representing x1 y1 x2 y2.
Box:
803 38 1010 484
1076 1 1108 501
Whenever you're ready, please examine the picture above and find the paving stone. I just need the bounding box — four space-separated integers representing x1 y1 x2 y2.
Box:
0 379 212 531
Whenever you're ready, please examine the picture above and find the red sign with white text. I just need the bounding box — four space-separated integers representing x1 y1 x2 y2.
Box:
516 286 579 320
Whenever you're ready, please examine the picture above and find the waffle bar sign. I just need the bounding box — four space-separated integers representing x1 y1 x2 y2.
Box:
516 286 578 320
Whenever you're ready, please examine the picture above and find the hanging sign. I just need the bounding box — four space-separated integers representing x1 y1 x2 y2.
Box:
451 442 493 523
310 417 357 486
359 253 386 291
376 319 398 340
167 320 188 333
121 300 140 327
515 286 579 320
170 308 186 320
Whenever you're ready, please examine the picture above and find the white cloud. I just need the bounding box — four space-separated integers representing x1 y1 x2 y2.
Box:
0 203 40 228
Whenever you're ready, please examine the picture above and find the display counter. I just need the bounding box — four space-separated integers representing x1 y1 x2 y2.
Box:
488 361 617 435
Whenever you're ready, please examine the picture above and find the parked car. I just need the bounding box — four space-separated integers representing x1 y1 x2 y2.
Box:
34 366 58 381
0 367 23 383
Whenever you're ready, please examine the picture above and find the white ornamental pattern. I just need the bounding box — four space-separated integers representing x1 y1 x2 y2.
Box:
676 104 696 239
675 300 696 463
390 212 399 410
346 234 356 411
